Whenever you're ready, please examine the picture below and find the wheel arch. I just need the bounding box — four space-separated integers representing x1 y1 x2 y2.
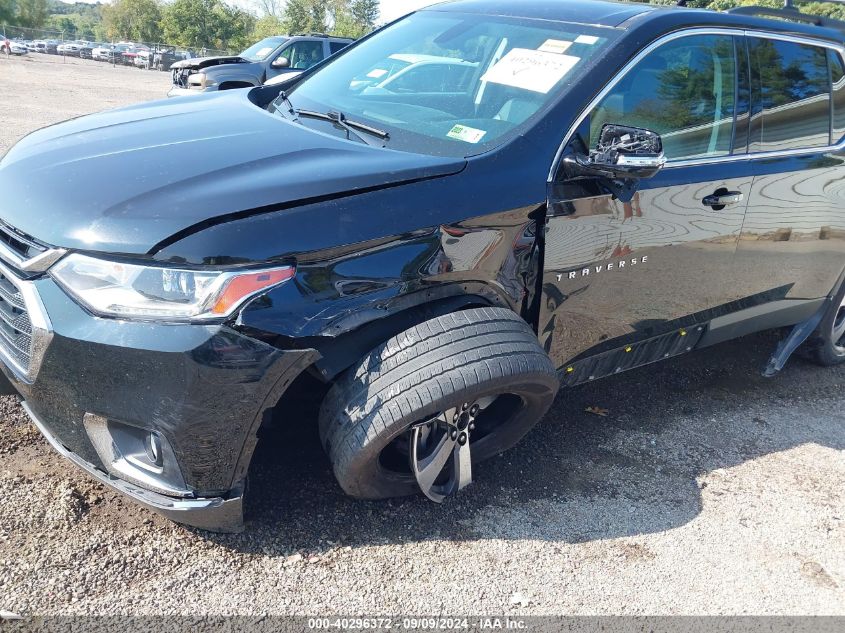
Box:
218 79 257 90
310 286 517 382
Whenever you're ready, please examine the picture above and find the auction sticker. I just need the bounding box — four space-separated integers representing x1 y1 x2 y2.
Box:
575 34 600 45
538 39 573 54
482 48 580 94
447 124 487 143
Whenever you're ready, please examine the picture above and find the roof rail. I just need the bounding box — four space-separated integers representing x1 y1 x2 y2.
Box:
725 0 845 34
293 32 330 38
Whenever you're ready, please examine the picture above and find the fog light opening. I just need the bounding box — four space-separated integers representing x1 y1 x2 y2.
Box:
83 413 189 497
145 432 163 468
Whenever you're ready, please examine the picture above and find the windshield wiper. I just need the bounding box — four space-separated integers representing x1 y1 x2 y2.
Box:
276 91 297 119
296 109 390 147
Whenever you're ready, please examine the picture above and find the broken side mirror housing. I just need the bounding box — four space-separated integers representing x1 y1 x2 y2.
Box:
560 124 666 202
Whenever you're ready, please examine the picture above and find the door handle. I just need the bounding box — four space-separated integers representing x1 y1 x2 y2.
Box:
702 191 743 208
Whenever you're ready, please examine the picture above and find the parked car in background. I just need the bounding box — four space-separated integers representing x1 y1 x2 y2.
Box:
92 44 112 61
169 33 353 96
57 42 81 56
79 43 101 59
106 44 131 63
153 47 190 71
133 50 151 68
8 41 27 56
45 40 58 54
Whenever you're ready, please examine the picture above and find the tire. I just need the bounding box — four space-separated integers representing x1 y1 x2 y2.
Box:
807 275 845 366
318 307 559 500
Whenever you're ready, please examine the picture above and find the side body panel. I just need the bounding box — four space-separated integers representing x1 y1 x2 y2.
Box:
735 152 845 303
540 166 751 368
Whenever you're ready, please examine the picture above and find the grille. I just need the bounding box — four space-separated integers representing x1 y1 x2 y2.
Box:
0 271 32 372
0 220 48 262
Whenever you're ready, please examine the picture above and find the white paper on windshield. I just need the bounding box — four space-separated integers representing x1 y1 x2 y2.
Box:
538 39 572 54
447 124 487 144
481 49 580 94
367 68 389 78
254 47 273 59
575 35 599 45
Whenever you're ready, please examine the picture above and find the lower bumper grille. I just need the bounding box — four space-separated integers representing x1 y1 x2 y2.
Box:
0 271 32 372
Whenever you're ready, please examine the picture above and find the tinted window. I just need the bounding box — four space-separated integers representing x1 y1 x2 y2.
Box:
748 38 830 151
329 41 349 54
282 41 324 70
830 50 845 144
589 35 736 161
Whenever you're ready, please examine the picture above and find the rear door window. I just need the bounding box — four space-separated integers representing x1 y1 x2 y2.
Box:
588 35 737 161
748 37 831 151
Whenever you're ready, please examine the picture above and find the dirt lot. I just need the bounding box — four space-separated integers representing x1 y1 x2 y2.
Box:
0 53 843 617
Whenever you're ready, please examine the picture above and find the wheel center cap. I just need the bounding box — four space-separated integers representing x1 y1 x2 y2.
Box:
457 412 471 431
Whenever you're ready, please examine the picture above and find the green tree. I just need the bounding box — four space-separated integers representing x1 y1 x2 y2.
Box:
102 0 162 42
16 0 48 28
162 0 252 51
252 0 283 18
48 14 77 35
284 0 326 34
252 13 285 39
213 1 255 50
350 0 378 30
284 0 310 34
0 0 16 25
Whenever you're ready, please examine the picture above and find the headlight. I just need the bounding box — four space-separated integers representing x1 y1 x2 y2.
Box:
51 253 295 321
187 72 214 88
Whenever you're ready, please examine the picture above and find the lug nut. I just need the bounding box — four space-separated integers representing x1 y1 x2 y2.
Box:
470 404 479 417
458 433 467 445
469 423 475 432
451 430 457 440
462 402 468 411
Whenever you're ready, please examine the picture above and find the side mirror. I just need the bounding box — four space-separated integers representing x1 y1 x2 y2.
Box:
564 124 665 180
272 56 290 69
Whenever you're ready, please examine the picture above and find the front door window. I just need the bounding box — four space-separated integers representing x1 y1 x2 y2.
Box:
588 35 737 161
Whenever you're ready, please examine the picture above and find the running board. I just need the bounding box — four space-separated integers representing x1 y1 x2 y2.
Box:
560 325 705 387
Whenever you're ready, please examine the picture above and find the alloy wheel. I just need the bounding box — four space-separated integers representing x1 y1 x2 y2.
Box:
408 396 496 502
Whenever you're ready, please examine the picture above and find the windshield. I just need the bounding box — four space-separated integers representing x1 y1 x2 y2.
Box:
273 11 616 157
241 36 287 62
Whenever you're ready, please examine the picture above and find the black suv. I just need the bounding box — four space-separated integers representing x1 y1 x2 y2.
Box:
168 33 353 96
3 0 845 532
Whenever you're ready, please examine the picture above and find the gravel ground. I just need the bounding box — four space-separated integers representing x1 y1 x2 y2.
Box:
0 53 843 617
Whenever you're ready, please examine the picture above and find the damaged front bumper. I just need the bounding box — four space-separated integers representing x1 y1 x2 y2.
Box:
0 270 317 532
23 401 245 532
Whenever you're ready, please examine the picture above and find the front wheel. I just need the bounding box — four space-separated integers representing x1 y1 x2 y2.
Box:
318 307 559 501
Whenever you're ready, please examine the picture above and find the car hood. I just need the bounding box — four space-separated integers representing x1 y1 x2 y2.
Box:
170 55 247 71
0 90 466 254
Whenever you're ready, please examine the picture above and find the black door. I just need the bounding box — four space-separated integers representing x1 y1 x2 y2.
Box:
733 35 845 306
540 33 753 369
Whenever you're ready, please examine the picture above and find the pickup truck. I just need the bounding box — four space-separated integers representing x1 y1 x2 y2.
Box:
168 33 352 96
